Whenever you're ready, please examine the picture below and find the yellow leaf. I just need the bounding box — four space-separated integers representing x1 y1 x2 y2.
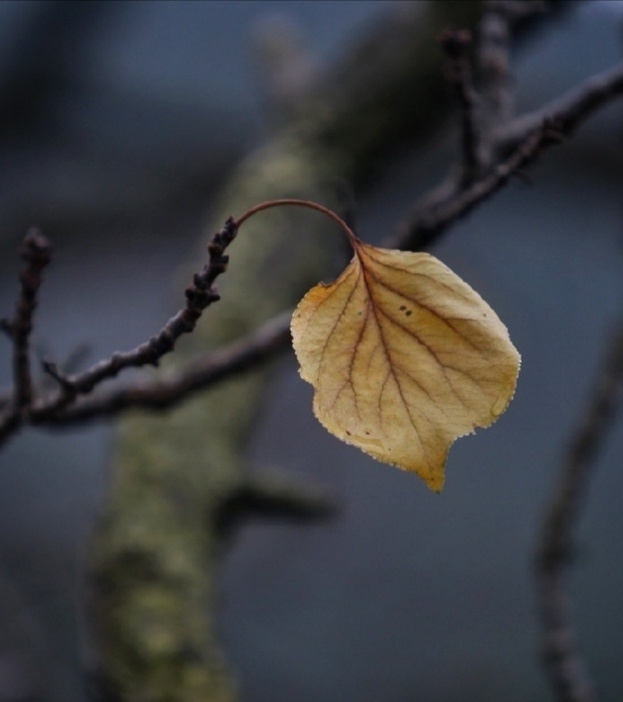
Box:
291 240 520 492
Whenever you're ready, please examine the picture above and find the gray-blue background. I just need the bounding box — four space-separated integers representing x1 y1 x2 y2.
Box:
0 2 621 701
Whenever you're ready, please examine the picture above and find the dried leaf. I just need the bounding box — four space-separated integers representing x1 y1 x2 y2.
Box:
291 240 520 491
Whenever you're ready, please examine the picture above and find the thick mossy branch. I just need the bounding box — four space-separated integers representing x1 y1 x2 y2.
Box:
89 140 342 702
214 474 336 539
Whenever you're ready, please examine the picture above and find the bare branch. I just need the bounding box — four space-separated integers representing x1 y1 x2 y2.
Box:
478 1 516 129
32 218 238 420
478 1 547 162
393 121 561 251
440 28 483 184
497 61 623 152
535 326 623 702
37 310 292 425
214 473 336 538
10 229 52 409
0 229 52 442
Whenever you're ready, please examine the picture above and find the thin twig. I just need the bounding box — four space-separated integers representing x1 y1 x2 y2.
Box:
393 121 561 251
477 0 547 164
497 61 623 152
35 311 292 425
405 33 623 256
439 28 482 184
0 229 52 442
391 2 552 250
32 218 238 420
10 229 52 409
535 326 623 702
478 1 517 135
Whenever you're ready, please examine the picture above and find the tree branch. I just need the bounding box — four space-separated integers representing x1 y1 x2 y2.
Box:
393 120 561 251
497 61 623 152
31 218 238 422
42 311 292 425
440 28 483 184
0 229 52 441
214 473 336 539
478 1 518 130
535 326 623 702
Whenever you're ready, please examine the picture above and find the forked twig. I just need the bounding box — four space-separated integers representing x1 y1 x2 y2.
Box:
32 218 238 422
44 311 292 425
393 121 561 251
0 219 239 445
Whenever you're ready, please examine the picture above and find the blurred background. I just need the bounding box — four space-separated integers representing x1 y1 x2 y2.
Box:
0 1 622 701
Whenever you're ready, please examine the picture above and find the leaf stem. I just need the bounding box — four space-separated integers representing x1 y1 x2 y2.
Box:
235 199 358 248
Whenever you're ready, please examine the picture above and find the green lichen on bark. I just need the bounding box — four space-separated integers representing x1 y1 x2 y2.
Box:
90 139 341 702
